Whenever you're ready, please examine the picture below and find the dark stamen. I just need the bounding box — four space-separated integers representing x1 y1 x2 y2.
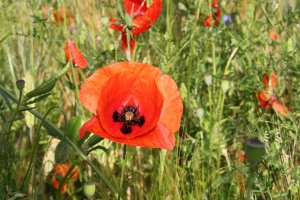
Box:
112 105 145 134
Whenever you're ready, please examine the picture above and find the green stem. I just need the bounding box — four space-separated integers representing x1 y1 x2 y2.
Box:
158 149 167 193
246 165 256 200
118 144 127 200
71 66 86 119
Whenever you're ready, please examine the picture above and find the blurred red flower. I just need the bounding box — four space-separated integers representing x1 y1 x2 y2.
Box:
269 29 280 41
200 0 221 26
256 72 290 116
51 163 79 193
65 39 88 68
79 62 183 150
42 5 74 24
110 0 163 52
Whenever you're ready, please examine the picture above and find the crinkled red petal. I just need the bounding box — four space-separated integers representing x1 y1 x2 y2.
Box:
65 39 88 68
79 62 161 114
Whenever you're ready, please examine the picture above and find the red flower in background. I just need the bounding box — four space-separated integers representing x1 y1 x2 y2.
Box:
269 29 280 41
79 62 183 150
42 5 74 24
51 163 79 193
65 39 88 68
256 72 290 116
110 0 163 52
200 0 221 26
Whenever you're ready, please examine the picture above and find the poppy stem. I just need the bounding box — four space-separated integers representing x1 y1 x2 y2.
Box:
71 66 86 119
118 144 127 200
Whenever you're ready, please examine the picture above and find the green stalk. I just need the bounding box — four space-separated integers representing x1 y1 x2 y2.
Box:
71 66 86 119
158 149 167 194
246 165 256 200
118 144 127 200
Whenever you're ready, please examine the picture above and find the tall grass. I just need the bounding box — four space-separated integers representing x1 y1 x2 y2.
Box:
1 0 300 199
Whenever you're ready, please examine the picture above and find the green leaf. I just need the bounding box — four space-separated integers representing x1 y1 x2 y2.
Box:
7 115 24 123
0 141 12 148
87 145 107 155
25 93 51 105
0 30 11 43
0 89 13 112
43 122 63 140
18 106 36 112
65 116 82 142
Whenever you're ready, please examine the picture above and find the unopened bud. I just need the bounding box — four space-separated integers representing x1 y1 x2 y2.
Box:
204 74 212 86
196 107 204 119
221 80 230 93
55 140 69 163
245 137 265 166
84 181 96 198
16 80 25 90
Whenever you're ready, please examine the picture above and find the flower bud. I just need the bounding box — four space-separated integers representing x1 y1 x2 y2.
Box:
204 74 212 86
245 137 265 165
196 107 204 119
55 140 69 163
16 80 25 90
84 181 96 198
221 80 230 93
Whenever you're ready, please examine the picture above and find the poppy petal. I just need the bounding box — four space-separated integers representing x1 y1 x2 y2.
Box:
79 115 100 139
157 75 183 133
79 62 161 113
98 72 164 139
272 101 289 116
81 118 174 149
271 72 277 87
109 18 125 31
65 39 88 69
131 0 163 34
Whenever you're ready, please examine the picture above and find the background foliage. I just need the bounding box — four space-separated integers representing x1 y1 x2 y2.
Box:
0 0 300 199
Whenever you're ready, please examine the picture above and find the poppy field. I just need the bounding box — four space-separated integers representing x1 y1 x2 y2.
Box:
1 0 300 199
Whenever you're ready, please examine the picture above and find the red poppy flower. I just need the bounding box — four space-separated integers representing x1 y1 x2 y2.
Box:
200 0 221 26
110 0 163 52
79 62 183 150
65 39 88 68
51 163 79 193
42 5 74 24
256 72 289 116
269 29 280 41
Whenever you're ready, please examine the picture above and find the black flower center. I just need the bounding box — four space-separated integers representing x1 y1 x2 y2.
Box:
112 105 145 134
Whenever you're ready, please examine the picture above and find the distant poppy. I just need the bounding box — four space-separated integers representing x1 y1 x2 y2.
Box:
256 72 289 116
110 0 163 52
79 62 183 150
65 39 88 68
200 0 221 26
269 29 280 41
42 5 74 24
51 163 79 193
